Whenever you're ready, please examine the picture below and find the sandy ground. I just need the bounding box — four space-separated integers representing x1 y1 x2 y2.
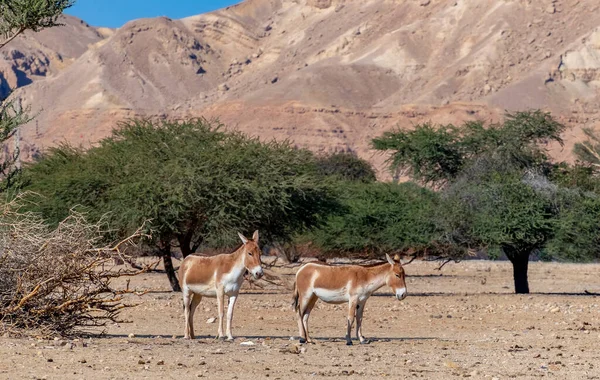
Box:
1 259 600 380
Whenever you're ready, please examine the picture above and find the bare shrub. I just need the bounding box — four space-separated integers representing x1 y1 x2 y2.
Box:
0 196 149 337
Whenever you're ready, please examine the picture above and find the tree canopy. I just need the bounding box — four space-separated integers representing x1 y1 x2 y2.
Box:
22 118 340 290
316 151 377 183
307 181 440 258
372 111 565 187
0 0 74 48
372 111 594 294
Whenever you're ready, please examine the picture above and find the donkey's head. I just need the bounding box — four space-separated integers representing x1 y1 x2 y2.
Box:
385 254 407 301
237 230 264 279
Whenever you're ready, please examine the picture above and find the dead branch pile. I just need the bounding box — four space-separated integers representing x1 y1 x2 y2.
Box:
0 197 149 337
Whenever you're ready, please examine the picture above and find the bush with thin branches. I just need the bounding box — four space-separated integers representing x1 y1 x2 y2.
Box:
0 196 148 337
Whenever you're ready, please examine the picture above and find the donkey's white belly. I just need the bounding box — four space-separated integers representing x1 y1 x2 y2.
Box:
314 287 349 304
187 283 217 298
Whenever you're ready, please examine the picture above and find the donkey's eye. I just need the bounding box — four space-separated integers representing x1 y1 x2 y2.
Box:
248 252 253 256
395 274 401 278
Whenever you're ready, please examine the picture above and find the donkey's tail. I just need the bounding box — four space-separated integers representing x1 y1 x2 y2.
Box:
291 280 300 312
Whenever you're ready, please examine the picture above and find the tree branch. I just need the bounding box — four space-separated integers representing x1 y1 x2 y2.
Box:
0 27 25 50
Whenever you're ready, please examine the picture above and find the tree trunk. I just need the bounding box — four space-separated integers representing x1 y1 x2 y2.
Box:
177 229 203 258
178 236 192 259
160 243 181 292
507 250 530 294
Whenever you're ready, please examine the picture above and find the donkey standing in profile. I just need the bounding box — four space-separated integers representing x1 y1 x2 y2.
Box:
292 254 407 345
178 231 263 340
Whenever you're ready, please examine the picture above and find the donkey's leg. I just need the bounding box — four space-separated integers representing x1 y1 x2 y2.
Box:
302 295 318 344
297 292 314 343
183 287 193 339
216 287 225 339
188 294 202 339
345 299 358 345
356 301 369 344
225 294 238 341
297 304 307 343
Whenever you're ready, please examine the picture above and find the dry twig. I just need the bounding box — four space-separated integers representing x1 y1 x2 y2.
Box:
0 196 150 337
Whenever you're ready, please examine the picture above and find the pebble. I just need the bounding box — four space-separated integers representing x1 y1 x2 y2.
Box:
206 318 217 324
240 341 255 346
157 360 165 365
128 333 135 338
550 308 560 313
279 345 300 354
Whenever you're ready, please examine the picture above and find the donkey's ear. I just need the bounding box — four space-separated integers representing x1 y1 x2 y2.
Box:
393 254 400 263
385 253 395 265
252 230 259 243
238 232 248 244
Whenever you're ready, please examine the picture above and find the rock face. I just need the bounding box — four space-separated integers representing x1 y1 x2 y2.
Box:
307 0 333 9
0 16 105 99
6 0 600 175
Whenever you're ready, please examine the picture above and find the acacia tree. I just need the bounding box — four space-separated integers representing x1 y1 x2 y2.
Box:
543 128 600 263
373 111 567 293
22 118 339 291
0 0 75 191
372 111 564 187
316 152 377 183
441 170 558 293
306 181 442 259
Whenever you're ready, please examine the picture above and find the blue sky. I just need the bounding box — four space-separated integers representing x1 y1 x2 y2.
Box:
65 0 241 28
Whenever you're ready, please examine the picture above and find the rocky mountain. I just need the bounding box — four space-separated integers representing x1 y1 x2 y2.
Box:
4 0 600 174
0 16 107 98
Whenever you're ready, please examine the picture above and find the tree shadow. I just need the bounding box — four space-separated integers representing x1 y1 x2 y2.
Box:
532 291 600 296
373 291 600 297
408 274 460 278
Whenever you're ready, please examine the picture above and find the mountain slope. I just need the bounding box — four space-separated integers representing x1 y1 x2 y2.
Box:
11 0 600 174
0 15 106 99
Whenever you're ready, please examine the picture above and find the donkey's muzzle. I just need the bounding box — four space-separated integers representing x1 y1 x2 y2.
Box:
395 288 407 301
251 267 264 279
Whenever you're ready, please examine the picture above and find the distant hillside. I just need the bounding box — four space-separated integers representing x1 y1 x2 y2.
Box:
4 1 600 175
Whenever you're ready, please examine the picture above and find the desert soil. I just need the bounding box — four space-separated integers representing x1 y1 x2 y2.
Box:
1 259 600 380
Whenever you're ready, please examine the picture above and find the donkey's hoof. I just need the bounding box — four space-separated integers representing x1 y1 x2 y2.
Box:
299 338 307 344
346 341 353 346
359 339 371 345
226 337 235 342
